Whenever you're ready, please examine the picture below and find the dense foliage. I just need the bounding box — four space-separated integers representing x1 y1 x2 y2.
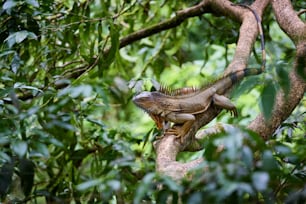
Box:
0 0 305 203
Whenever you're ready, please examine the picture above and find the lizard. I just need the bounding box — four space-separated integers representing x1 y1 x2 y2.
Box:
133 5 266 141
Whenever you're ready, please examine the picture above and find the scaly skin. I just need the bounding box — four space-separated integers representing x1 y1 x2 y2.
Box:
133 5 265 142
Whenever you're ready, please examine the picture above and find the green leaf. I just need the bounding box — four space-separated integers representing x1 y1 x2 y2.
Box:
260 80 276 120
276 61 290 97
242 146 253 168
3 0 17 13
187 192 202 204
76 178 102 191
70 85 92 98
48 137 64 148
231 76 260 98
33 142 50 158
0 152 11 163
134 173 156 204
262 150 279 171
16 31 29 43
275 145 292 156
0 136 9 145
0 86 13 98
142 128 154 149
5 31 37 48
99 23 120 74
112 140 135 157
219 182 253 197
12 141 28 158
107 180 121 191
162 176 183 192
14 83 43 94
26 0 39 7
58 85 92 98
0 50 15 58
5 33 16 48
252 172 269 191
11 53 21 73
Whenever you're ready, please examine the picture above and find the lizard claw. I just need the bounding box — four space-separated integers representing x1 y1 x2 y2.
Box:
230 108 238 117
164 127 179 136
164 126 184 142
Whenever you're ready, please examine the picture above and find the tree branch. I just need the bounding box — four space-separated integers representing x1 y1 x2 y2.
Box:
271 0 306 44
248 0 306 139
154 135 203 181
119 1 211 48
155 124 232 180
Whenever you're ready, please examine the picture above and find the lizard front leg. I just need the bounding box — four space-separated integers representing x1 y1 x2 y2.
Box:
213 94 238 117
163 112 195 142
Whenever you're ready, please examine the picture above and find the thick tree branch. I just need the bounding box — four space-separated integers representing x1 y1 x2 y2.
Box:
155 136 204 181
271 0 306 44
155 124 232 181
248 0 306 139
225 0 269 74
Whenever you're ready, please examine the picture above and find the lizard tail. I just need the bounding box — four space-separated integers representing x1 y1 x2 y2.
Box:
237 4 266 74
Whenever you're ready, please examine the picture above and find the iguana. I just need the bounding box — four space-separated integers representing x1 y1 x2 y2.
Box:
133 5 266 141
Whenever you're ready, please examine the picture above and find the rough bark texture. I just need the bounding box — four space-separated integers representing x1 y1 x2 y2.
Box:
153 0 306 181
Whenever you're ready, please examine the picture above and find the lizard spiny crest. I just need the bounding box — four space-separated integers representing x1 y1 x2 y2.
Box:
159 85 198 96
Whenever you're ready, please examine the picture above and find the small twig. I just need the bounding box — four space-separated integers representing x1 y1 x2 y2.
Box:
297 9 306 17
62 64 89 78
56 60 84 69
112 0 138 20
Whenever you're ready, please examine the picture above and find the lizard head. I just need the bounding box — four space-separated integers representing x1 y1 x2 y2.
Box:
132 91 165 129
132 91 162 114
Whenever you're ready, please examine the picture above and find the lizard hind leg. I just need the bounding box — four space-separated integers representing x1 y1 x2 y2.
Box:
213 94 238 117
